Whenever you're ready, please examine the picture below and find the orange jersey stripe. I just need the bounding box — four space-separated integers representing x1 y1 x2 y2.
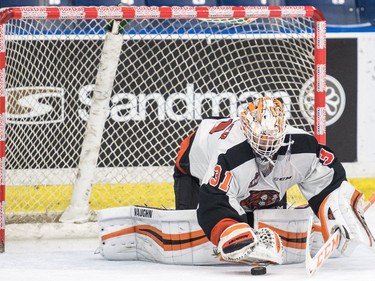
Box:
175 131 195 175
210 218 239 246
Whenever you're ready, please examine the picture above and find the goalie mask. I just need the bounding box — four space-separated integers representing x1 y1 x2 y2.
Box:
240 97 286 159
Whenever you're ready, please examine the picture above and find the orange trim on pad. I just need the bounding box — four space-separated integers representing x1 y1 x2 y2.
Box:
258 222 307 250
102 224 209 251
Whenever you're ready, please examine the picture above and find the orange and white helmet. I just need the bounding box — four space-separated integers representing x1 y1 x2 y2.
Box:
240 97 286 158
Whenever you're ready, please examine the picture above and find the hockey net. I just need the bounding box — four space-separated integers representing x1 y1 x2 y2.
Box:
0 6 326 250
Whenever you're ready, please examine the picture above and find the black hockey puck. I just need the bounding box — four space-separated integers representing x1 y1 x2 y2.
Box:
251 266 267 275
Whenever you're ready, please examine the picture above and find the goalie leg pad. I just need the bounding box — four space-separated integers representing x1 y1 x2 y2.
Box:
97 206 221 265
318 181 375 256
253 208 311 264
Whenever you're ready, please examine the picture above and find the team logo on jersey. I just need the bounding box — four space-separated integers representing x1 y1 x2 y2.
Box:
240 190 280 211
299 75 346 126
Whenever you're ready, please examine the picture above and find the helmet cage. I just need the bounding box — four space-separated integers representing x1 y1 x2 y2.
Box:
240 97 286 158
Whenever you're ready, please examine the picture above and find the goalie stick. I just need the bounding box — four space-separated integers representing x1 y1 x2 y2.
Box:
306 192 375 277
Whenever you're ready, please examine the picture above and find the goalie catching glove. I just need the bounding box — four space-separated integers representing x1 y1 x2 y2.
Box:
217 222 283 264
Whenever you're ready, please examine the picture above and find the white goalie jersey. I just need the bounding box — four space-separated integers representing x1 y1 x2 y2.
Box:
182 118 345 243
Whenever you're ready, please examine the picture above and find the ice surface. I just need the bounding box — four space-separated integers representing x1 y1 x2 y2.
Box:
1 208 374 281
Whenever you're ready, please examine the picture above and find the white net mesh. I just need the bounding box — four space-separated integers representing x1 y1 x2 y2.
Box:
4 13 317 226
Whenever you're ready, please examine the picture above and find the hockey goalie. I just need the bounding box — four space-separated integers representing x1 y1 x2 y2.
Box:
97 97 374 267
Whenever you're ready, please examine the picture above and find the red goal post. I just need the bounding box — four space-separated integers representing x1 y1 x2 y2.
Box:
0 5 326 252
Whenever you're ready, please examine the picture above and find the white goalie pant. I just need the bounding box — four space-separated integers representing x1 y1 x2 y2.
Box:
96 206 312 265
